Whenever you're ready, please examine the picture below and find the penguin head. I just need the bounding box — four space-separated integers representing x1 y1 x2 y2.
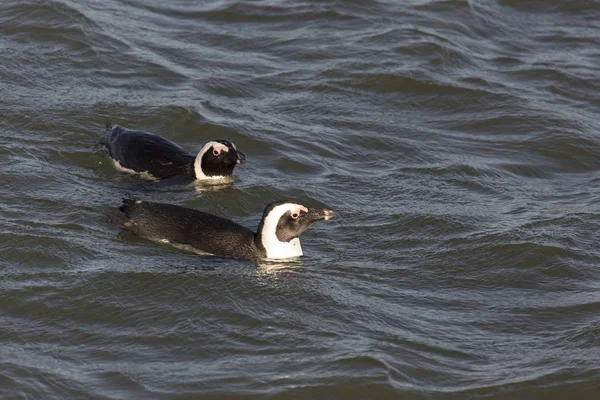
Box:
194 140 246 180
256 200 335 259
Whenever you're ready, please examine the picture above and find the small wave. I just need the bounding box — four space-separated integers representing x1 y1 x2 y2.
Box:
129 1 364 24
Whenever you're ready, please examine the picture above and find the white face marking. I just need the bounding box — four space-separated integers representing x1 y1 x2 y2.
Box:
213 144 229 154
290 206 308 219
260 203 306 259
112 160 158 181
194 141 230 180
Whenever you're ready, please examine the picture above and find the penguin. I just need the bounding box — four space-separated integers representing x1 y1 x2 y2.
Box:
119 199 335 260
103 124 246 180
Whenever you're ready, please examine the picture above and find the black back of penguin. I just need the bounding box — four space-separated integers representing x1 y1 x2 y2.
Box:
120 200 263 259
105 125 196 180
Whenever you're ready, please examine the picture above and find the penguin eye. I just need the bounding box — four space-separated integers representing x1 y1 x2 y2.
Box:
212 149 220 156
291 212 299 219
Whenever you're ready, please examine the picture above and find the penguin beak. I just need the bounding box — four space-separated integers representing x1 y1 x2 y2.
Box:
306 207 336 222
236 151 246 165
322 208 336 220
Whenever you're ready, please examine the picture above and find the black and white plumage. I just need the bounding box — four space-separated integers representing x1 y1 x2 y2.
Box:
103 124 246 181
119 199 335 260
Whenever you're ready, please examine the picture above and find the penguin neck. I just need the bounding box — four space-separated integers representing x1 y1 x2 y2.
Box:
193 151 209 180
254 221 303 260
193 148 235 180
193 142 225 180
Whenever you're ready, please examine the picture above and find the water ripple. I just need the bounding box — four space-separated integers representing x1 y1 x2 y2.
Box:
1 0 599 398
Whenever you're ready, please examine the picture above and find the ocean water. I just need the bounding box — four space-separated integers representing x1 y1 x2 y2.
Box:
0 0 599 398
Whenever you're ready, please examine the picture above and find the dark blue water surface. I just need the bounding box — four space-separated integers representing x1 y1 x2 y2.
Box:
1 0 599 398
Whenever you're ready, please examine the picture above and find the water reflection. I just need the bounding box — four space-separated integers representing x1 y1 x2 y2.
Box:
193 177 234 193
255 257 304 274
119 176 235 193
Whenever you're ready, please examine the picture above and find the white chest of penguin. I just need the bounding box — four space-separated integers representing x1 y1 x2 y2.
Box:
263 236 303 259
